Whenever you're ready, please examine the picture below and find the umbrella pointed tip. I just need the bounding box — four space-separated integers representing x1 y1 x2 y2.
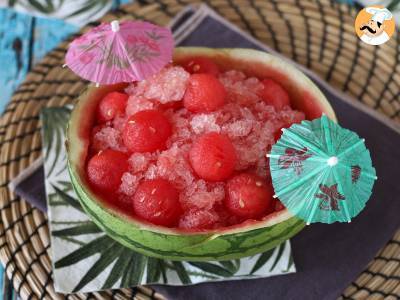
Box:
111 20 120 32
273 194 278 199
306 222 310 225
266 153 271 158
327 156 338 167
62 64 67 68
281 128 286 132
348 220 351 223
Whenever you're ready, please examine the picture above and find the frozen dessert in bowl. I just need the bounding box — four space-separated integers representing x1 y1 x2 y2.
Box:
67 47 336 261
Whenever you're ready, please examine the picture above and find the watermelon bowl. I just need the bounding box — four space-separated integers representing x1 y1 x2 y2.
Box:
67 47 336 261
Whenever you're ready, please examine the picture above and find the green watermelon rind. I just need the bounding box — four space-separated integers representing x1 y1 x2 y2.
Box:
69 164 305 261
67 47 336 261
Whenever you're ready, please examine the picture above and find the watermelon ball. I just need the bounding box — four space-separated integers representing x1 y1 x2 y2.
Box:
133 179 182 226
258 79 290 111
189 132 237 181
97 92 129 123
183 74 226 113
122 110 172 153
87 149 128 193
225 173 274 219
182 57 220 76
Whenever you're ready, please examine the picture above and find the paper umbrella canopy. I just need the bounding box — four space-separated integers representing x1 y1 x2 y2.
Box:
268 115 377 224
65 20 174 85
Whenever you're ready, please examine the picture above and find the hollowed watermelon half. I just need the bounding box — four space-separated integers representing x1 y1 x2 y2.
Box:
67 47 336 261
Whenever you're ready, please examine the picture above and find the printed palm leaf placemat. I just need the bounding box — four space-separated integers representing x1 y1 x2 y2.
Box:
41 106 295 293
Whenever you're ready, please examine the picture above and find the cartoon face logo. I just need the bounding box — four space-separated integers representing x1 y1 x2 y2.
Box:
360 19 386 38
354 6 395 46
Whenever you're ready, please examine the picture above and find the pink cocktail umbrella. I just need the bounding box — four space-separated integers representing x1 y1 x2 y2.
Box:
65 20 174 85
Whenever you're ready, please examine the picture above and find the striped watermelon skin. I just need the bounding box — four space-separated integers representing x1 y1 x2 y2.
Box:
70 167 305 261
67 47 335 261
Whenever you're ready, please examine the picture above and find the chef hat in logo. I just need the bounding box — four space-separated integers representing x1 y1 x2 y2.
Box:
365 7 393 24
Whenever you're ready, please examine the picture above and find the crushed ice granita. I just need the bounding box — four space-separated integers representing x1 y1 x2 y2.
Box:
86 57 306 230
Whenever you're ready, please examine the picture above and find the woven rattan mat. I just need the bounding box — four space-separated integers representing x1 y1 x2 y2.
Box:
1 0 400 299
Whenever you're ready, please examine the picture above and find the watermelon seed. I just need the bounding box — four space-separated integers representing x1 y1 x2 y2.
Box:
239 198 245 208
193 64 200 72
215 161 222 168
151 188 157 195
154 212 161 217
149 126 156 133
106 109 113 117
128 120 136 124
255 181 263 187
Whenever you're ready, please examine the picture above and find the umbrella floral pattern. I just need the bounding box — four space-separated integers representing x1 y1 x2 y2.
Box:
315 183 346 211
41 107 295 293
278 147 312 175
351 165 362 184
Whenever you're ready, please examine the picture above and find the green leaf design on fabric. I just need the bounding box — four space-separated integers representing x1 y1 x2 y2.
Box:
73 242 124 292
120 252 148 287
51 184 83 212
101 248 131 288
269 243 286 272
55 235 111 268
187 262 234 277
146 258 163 283
58 236 86 246
8 0 18 6
250 248 275 274
125 252 148 286
219 260 240 274
285 253 294 273
52 222 102 236
41 107 71 177
65 0 109 19
26 0 55 13
388 0 400 11
171 262 191 284
57 180 74 192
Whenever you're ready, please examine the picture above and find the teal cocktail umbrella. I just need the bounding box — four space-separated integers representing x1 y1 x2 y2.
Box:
267 115 377 224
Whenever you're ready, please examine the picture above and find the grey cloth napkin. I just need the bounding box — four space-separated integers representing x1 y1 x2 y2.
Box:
9 4 400 300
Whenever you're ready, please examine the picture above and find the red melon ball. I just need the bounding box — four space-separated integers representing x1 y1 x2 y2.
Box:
225 173 274 219
133 179 182 226
97 91 129 123
189 132 237 181
183 74 226 113
87 149 128 193
258 79 290 111
182 57 220 76
122 110 172 153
